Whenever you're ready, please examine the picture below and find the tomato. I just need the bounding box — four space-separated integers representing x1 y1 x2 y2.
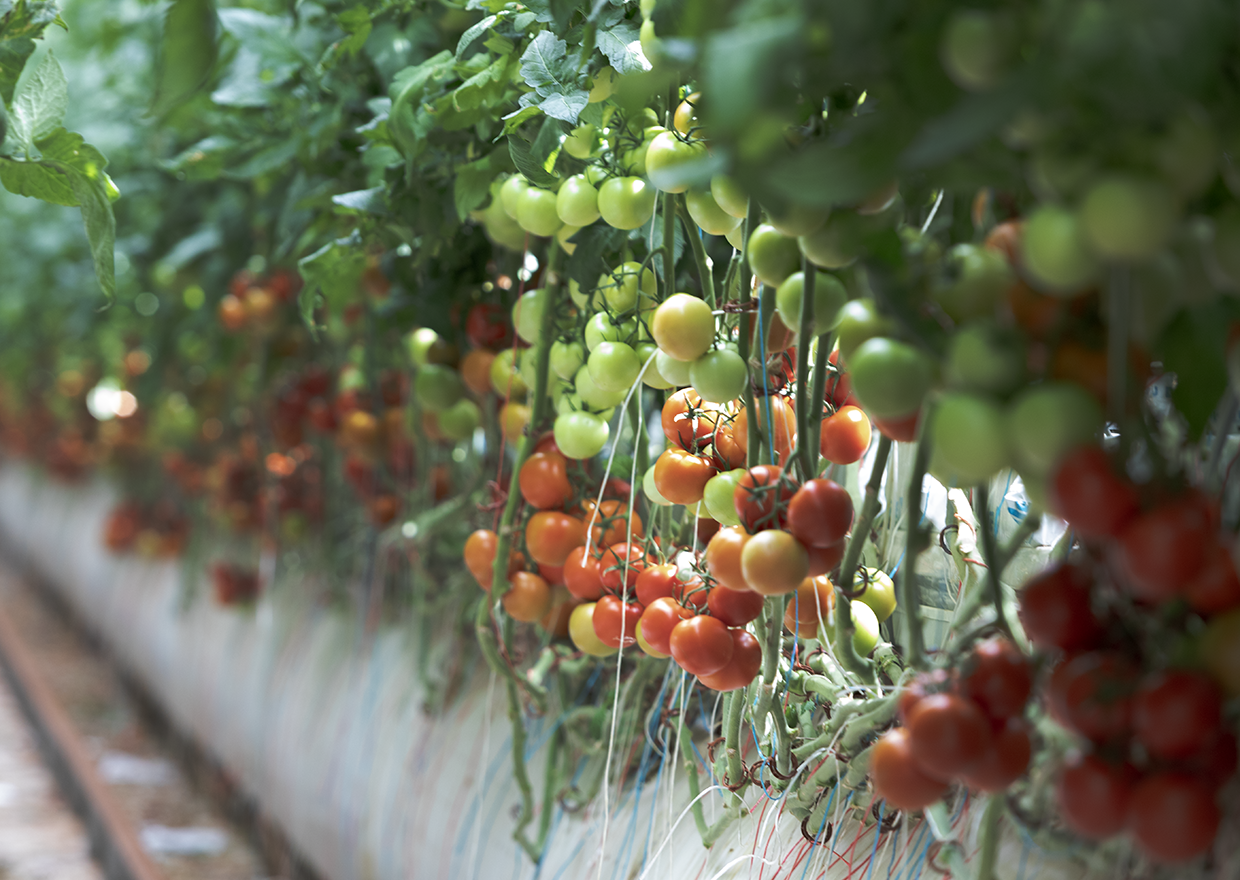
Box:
1115 496 1210 602
645 131 708 193
767 203 829 237
821 405 871 464
1018 563 1101 651
662 388 718 452
786 478 853 549
685 188 741 235
656 350 692 387
464 529 521 590
740 529 809 596
516 186 563 237
905 693 992 780
960 637 1031 720
524 511 586 566
747 224 801 287
1200 608 1240 695
704 526 751 591
710 174 748 219
669 615 734 676
689 349 748 404
1128 772 1220 864
1187 540 1240 615
673 91 701 135
896 670 952 724
598 542 651 591
465 302 510 349
593 594 644 648
554 411 609 459
939 10 1009 90
929 393 1009 486
597 260 657 314
870 728 950 811
584 311 637 350
461 349 496 396
218 294 247 331
1080 175 1177 261
639 596 694 655
784 575 835 636
587 341 643 393
1058 651 1138 742
872 411 921 442
710 419 747 471
798 211 863 270
806 541 845 577
708 584 765 627
598 176 657 230
732 396 796 463
835 299 893 362
569 603 619 656
502 571 553 622
438 399 481 440
500 175 530 218
1007 382 1104 476
653 447 718 505
1133 670 1222 760
651 293 715 363
538 562 564 585
1019 205 1099 294
733 464 796 533
582 498 643 547
701 469 745 526
1185 730 1239 787
635 619 669 657
935 243 1013 322
959 718 1032 793
550 340 584 382
556 174 601 227
1055 752 1135 839
1049 446 1139 537
636 562 700 607
774 271 848 337
563 546 605 600
847 338 934 420
698 629 762 691
945 322 1026 395
519 451 571 509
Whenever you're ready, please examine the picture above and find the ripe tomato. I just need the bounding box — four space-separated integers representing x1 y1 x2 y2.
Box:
870 728 950 811
733 464 796 533
806 541 845 576
1017 563 1102 651
581 499 644 547
635 562 706 608
653 447 718 505
1132 670 1222 761
740 529 809 596
519 451 572 509
1055 752 1135 840
709 419 747 470
783 575 834 638
524 511 586 566
959 637 1032 720
598 542 651 591
959 718 1032 793
905 693 992 780
1115 496 1210 602
465 303 511 349
698 630 762 691
708 584 766 626
563 546 605 600
786 478 854 548
638 597 694 655
872 411 921 442
820 405 871 464
1128 772 1220 864
538 562 564 585
460 349 497 396
1185 730 1239 787
502 571 552 623
704 526 751 591
593 594 644 648
1186 540 1240 615
732 396 796 463
823 349 855 408
1058 651 1138 742
669 615 734 676
662 388 718 453
464 529 521 590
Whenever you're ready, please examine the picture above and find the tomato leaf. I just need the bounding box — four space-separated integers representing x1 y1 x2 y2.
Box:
1157 302 1237 441
151 0 217 116
519 29 589 123
63 164 115 303
298 233 366 337
0 0 64 106
900 70 1035 170
595 21 650 75
456 13 498 59
335 7 371 57
331 186 387 216
7 49 65 153
565 223 626 290
507 133 558 188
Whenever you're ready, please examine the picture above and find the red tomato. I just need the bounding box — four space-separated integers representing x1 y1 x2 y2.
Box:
1058 651 1138 742
709 419 747 470
1049 446 1139 538
662 388 718 453
870 728 950 811
1186 539 1240 615
1185 730 1239 787
707 584 766 627
698 630 762 691
871 410 920 442
538 562 564 584
519 451 572 509
959 718 1032 793
959 637 1032 720
1115 496 1211 602
598 542 651 591
524 511 586 566
704 526 751 591
896 669 952 724
1055 752 1135 839
465 302 511 350
563 545 604 600
733 464 796 533
669 615 734 676
820 405 871 464
638 597 693 655
1128 772 1220 864
582 498 644 547
786 478 854 548
635 562 706 608
806 541 845 576
653 447 718 505
824 350 854 409
502 571 552 622
905 693 992 780
464 529 521 590
733 396 796 463
593 594 644 648
1017 563 1102 651
1133 670 1222 761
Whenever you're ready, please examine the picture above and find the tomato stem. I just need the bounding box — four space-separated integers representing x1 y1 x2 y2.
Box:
898 408 934 669
738 201 763 468
975 793 1004 880
973 482 1016 641
677 195 716 308
793 256 817 482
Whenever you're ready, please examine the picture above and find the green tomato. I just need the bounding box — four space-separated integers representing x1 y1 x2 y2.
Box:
710 175 749 219
1021 205 1099 294
935 243 1014 322
1079 175 1178 262
798 211 863 269
690 349 747 403
597 261 657 314
930 393 1010 486
685 189 742 236
644 465 674 506
747 224 801 287
588 341 643 393
585 312 636 351
774 271 848 337
481 197 527 251
766 203 829 237
836 298 894 362
656 350 692 387
702 469 745 525
550 340 585 380
598 177 658 230
636 342 674 389
575 364 628 409
1212 207 1240 284
939 10 1011 91
406 327 441 366
645 131 710 193
619 125 664 176
725 223 746 250
588 67 615 104
490 348 528 398
518 347 538 390
438 398 481 440
512 288 548 344
829 599 880 656
562 124 597 160
499 175 529 220
944 322 1026 395
569 603 618 656
555 411 610 460
556 174 601 227
853 569 896 623
651 293 715 362
1156 112 1219 198
516 187 563 237
847 337 934 420
1006 382 1103 476
415 364 465 412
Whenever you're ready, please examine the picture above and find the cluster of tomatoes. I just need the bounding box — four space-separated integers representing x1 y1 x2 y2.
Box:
102 499 191 558
215 268 301 335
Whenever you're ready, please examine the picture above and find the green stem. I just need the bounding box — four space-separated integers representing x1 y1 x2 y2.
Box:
757 286 777 466
661 190 677 297
507 679 542 862
723 688 744 789
899 412 933 670
808 331 832 469
976 795 1003 880
974 483 1015 639
738 201 761 468
676 696 711 840
947 511 1040 641
678 196 716 307
793 259 816 482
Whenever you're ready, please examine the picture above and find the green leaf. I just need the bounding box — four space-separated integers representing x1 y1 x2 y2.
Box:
65 166 115 303
388 51 454 157
298 233 366 336
336 7 371 57
565 223 626 290
454 150 507 221
0 36 34 106
595 21 650 75
0 0 61 103
518 30 588 122
217 8 305 66
0 153 74 204
8 49 65 152
332 186 387 215
151 0 218 115
900 72 1034 170
507 134 557 188
701 17 800 132
211 46 298 107
456 13 498 59
1158 302 1237 441
161 134 237 180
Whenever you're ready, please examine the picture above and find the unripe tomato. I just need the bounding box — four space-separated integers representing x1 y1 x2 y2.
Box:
929 393 1009 486
935 243 1013 322
689 349 747 403
597 260 657 314
569 603 618 656
652 293 715 362
516 187 562 237
944 322 1026 395
645 131 708 193
847 337 934 420
500 175 530 219
554 411 609 459
685 188 741 235
1079 175 1178 261
1006 382 1102 477
798 211 862 269
598 176 657 230
939 10 1011 91
556 174 601 227
774 271 848 336
701 469 745 526
438 398 481 440
747 224 801 287
740 529 808 595
653 447 717 505
710 174 748 219
1201 608 1240 695
1020 205 1098 294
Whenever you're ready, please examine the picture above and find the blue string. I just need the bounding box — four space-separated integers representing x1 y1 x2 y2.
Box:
862 800 885 880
